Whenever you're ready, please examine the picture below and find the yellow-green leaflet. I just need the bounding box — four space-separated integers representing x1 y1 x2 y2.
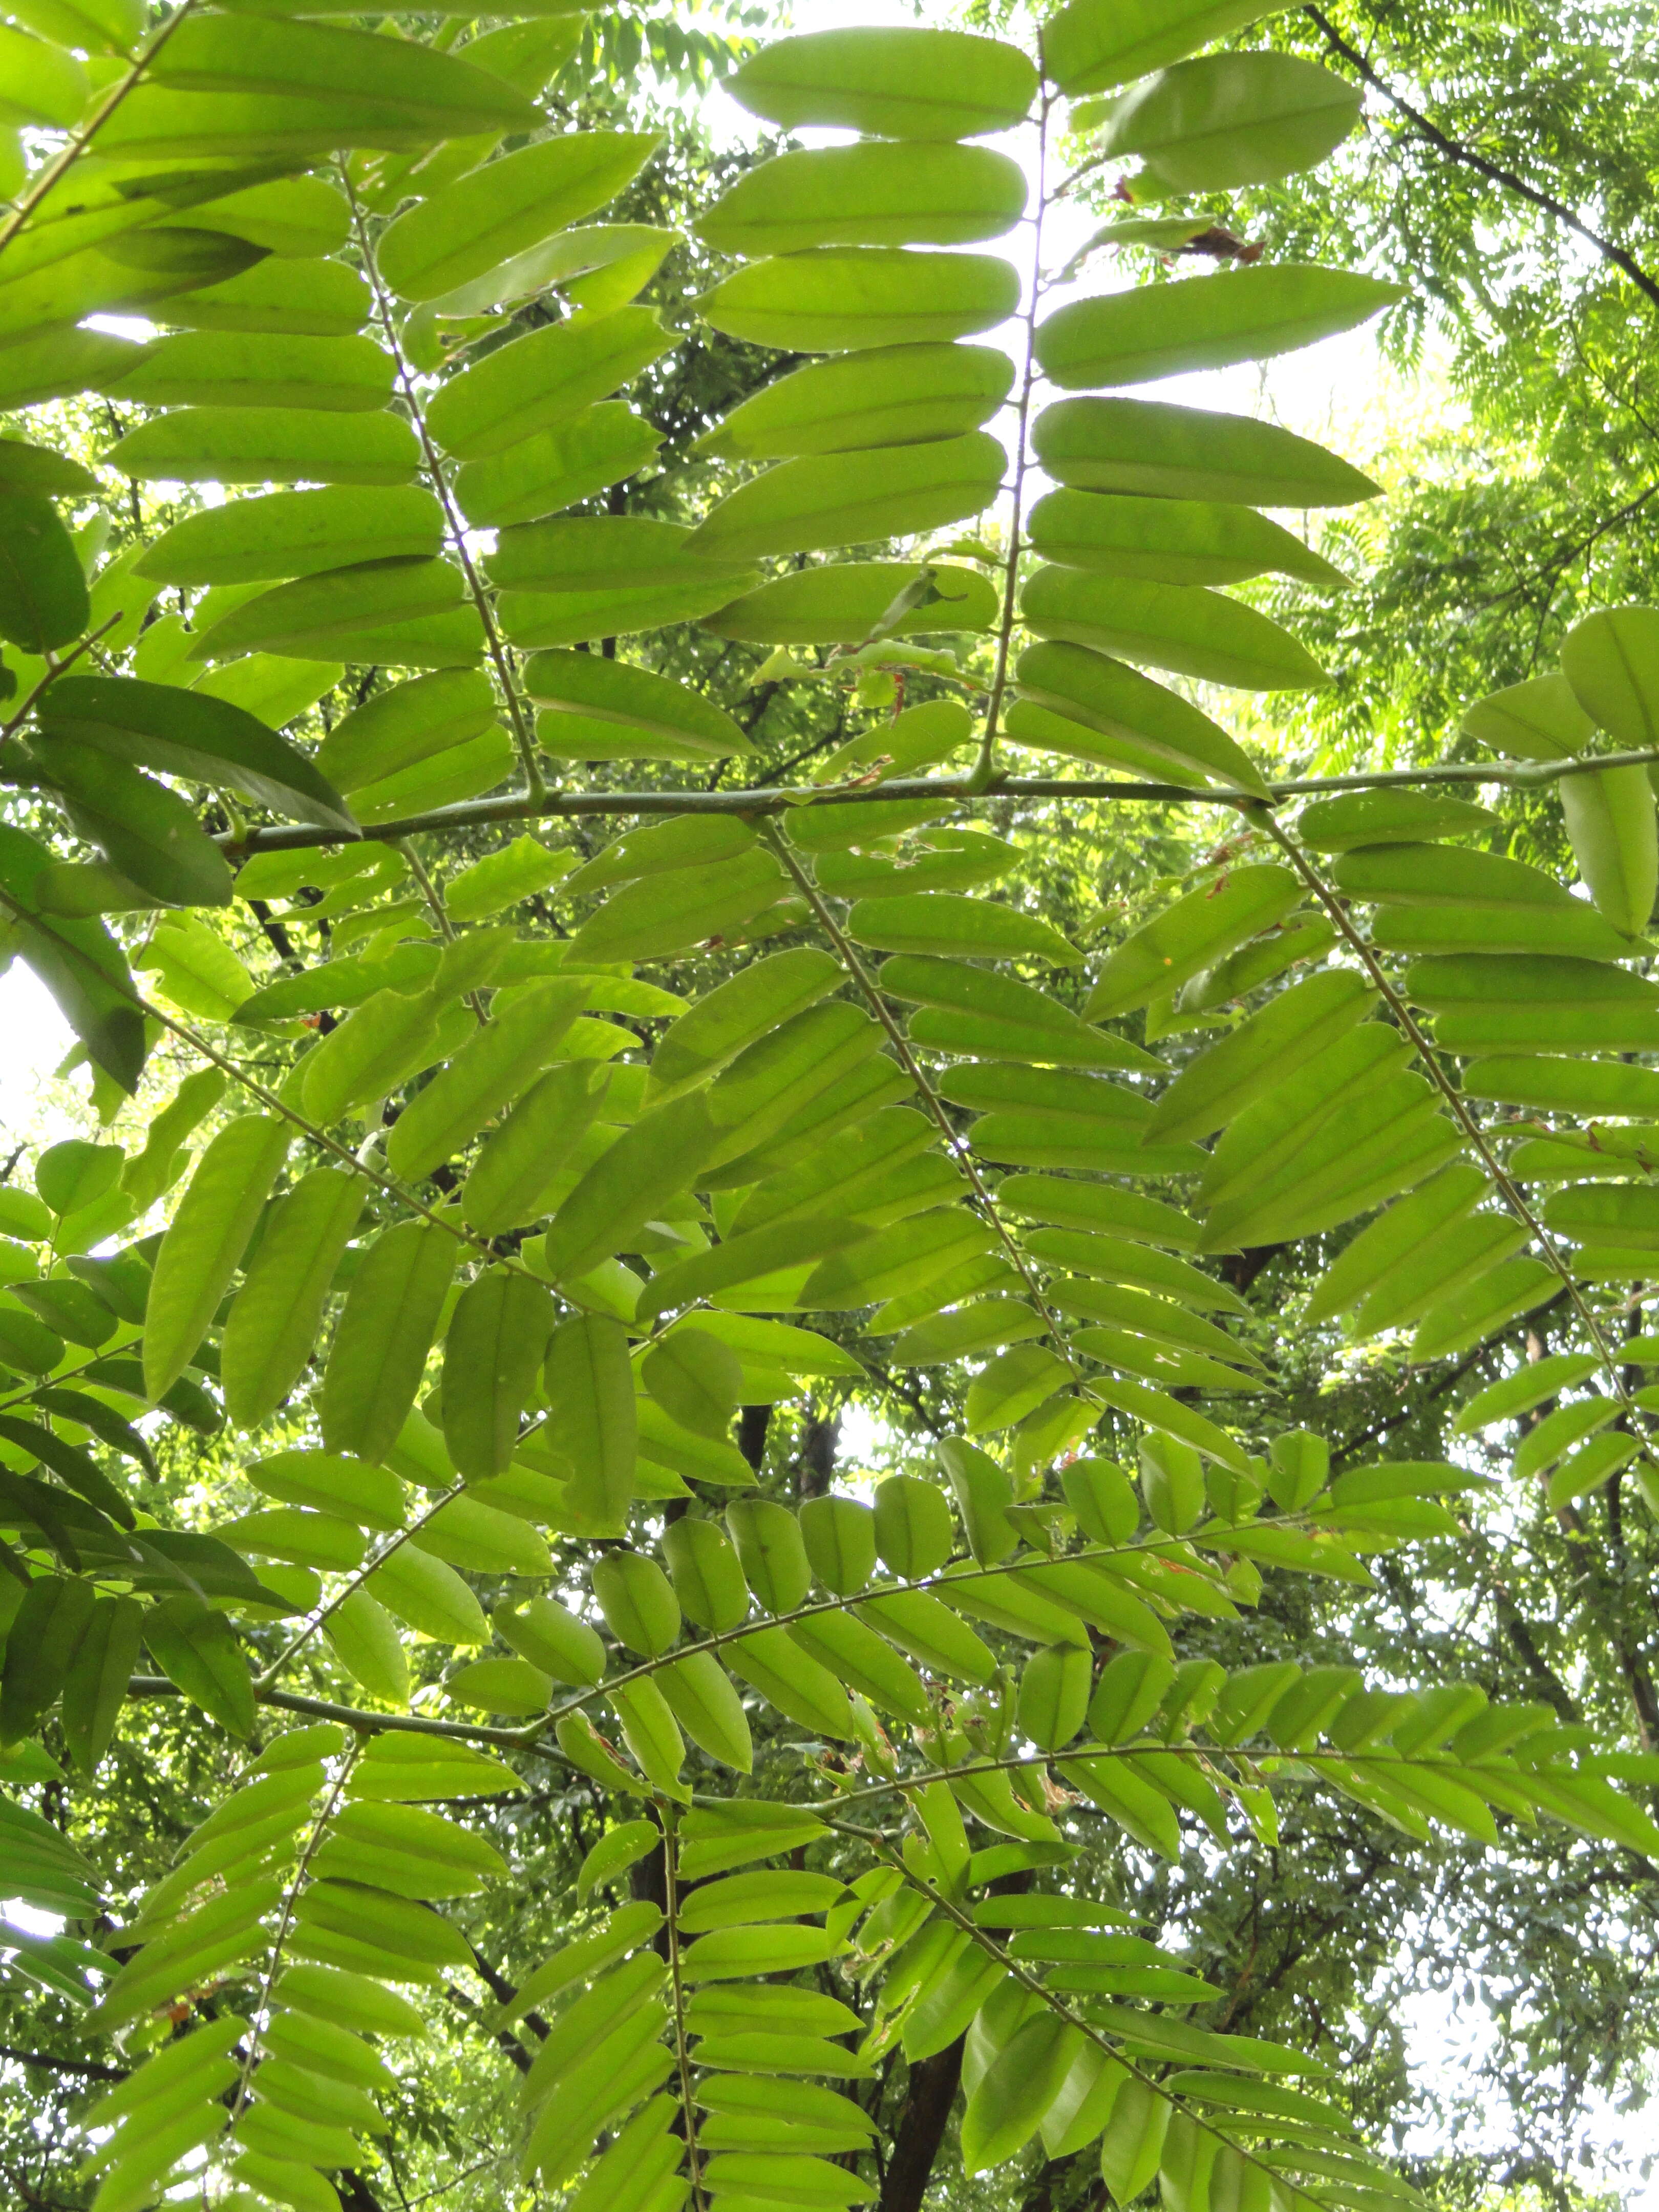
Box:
143 1115 291 1400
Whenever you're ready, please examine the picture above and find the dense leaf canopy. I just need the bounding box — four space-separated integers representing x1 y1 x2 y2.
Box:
4 5 1659 2212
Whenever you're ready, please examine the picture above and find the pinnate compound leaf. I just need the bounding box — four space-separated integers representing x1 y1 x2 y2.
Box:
1081 53 1360 192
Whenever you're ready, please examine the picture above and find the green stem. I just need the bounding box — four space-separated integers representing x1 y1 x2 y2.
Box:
968 87 1052 795
345 177 547 805
658 1805 708 2212
217 745 1659 858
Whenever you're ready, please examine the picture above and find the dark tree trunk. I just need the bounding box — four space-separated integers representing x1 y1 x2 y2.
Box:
797 1408 839 1499
878 2036 965 2212
738 1403 773 1472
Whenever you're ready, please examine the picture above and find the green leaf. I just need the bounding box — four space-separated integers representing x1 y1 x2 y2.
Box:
1046 0 1293 95
647 948 841 1101
1146 970 1375 1145
961 2011 1077 2173
1302 1163 1487 1325
497 1594 606 1686
728 26 1037 139
847 891 1080 965
108 330 396 413
687 431 1006 567
788 1612 929 1727
641 1328 742 1439
1023 566 1328 691
144 1113 291 1400
148 14 540 129
0 1575 95 1742
487 514 747 597
0 25 88 129
30 736 232 909
500 573 754 648
138 484 444 587
965 1343 1073 1433
700 250 1019 353
658 1649 754 1771
1087 864 1303 1018
442 1269 555 1482
387 977 590 1181
314 668 496 795
378 132 661 301
1560 603 1659 746
142 1593 255 1737
527 649 750 763
1299 788 1502 851
1081 54 1360 191
426 306 673 463
1462 1053 1659 1118
1407 1258 1558 1362
1018 1642 1094 1750
460 1059 615 1237
222 1166 363 1429
107 403 421 486
1027 487 1343 591
698 141 1025 255
0 493 89 651
1034 393 1379 506
724 1621 855 1740
162 254 370 339
871 1472 956 1579
1012 640 1270 793
321 1221 455 1460
725 1498 811 1615
1036 266 1402 390
701 341 1014 460
546 1313 637 1533
191 555 465 661
704 559 998 644
578 1819 659 1900
661 1516 751 1633
1370 898 1640 963
299 986 443 1124
454 405 664 530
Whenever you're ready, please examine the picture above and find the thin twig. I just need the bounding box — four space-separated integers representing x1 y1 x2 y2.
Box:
345 176 546 803
0 0 204 260
969 86 1050 793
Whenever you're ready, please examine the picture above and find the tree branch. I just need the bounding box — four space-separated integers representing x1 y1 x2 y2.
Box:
1304 5 1659 312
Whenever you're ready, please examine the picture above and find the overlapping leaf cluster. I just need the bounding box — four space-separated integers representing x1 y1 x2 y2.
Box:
3 2 1659 2210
